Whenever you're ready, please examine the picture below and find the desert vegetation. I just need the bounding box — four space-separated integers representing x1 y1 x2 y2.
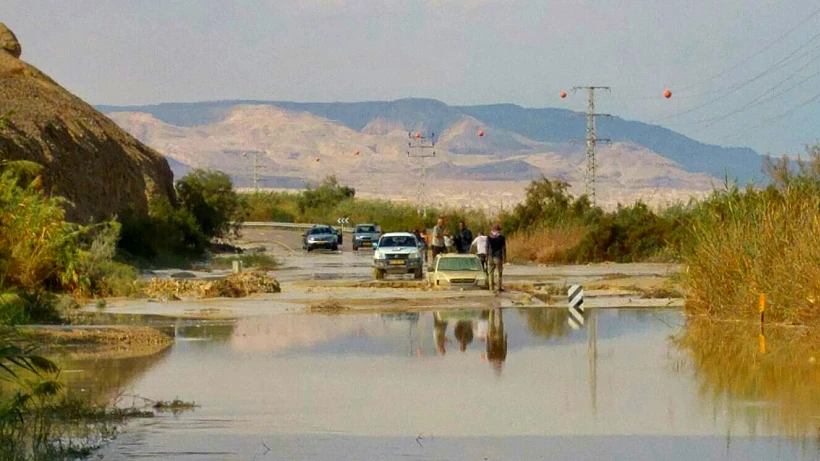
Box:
243 175 494 235
683 147 820 324
499 177 690 264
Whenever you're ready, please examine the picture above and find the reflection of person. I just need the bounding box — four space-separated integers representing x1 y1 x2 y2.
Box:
454 320 474 352
487 224 507 293
487 308 508 373
434 313 449 355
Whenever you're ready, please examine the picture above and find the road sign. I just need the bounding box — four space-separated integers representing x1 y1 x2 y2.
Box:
337 217 349 225
568 284 584 330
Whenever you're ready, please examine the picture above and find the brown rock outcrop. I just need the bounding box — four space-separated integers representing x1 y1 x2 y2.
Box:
0 23 21 58
0 24 174 222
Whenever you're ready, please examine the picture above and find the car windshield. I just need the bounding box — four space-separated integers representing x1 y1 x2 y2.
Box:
379 235 417 247
356 225 376 233
437 257 481 271
309 227 332 235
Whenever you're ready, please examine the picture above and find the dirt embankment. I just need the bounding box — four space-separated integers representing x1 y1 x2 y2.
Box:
144 271 281 300
21 326 174 360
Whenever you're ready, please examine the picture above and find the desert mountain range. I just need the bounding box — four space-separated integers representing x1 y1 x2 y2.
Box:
101 99 766 211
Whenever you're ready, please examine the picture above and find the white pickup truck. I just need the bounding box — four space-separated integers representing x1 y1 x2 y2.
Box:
372 232 424 280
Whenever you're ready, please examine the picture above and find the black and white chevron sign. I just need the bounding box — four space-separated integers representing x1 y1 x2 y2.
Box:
568 284 584 330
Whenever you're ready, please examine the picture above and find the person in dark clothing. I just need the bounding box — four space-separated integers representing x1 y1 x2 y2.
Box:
487 224 506 293
454 221 473 254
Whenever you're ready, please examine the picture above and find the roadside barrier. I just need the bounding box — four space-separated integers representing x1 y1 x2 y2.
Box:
568 284 585 330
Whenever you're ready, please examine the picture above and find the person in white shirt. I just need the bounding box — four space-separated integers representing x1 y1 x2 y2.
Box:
471 232 488 273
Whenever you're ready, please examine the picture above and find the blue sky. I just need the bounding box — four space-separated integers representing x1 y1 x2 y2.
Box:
5 0 820 155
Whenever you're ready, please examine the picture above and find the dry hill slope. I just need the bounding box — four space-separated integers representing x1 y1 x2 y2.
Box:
108 104 715 210
0 23 174 222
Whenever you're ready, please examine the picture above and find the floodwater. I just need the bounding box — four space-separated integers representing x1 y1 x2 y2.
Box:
70 307 820 461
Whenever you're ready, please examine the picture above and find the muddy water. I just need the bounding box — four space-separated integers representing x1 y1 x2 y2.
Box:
75 307 819 460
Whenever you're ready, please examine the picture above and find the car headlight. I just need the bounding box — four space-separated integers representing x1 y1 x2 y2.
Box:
374 252 385 260
408 252 420 260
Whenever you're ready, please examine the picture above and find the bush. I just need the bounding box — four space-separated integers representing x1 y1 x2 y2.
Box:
175 169 245 239
118 196 208 263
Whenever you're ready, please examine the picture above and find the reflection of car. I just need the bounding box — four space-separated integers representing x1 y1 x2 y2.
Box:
352 223 381 251
302 225 339 252
373 232 423 280
428 254 488 289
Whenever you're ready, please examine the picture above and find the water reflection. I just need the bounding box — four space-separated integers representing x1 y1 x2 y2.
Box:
676 317 820 439
84 307 820 460
60 347 172 403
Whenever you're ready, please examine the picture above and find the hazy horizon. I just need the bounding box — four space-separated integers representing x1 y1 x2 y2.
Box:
5 0 820 155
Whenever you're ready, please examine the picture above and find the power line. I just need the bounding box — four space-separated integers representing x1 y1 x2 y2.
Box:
676 4 820 93
686 49 820 127
725 88 820 142
610 6 820 104
656 29 820 122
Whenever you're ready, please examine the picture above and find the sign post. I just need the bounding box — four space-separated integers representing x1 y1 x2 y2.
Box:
568 284 585 330
337 217 349 235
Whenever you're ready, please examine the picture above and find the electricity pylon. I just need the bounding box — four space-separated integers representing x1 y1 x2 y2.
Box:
407 132 436 217
572 86 610 206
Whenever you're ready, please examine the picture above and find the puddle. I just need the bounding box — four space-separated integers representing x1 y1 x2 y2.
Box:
84 307 819 460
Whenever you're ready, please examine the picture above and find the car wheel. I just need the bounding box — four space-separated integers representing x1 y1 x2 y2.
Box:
374 268 385 280
352 245 358 251
332 244 339 252
413 268 423 280
307 246 313 252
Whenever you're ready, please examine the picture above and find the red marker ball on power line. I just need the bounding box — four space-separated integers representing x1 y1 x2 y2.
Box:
477 129 484 137
355 150 360 156
314 157 320 162
663 89 672 99
415 132 421 138
559 91 567 99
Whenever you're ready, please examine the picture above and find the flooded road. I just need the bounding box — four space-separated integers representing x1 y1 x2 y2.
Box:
80 307 819 460
71 230 817 460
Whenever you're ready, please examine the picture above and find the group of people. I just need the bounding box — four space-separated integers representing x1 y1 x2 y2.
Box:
413 218 507 293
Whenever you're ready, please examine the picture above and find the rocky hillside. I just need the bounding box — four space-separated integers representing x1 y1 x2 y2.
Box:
106 104 719 211
0 23 174 223
99 98 766 184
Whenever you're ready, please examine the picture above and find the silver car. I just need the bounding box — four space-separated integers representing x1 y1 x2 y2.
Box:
302 225 339 252
352 223 381 250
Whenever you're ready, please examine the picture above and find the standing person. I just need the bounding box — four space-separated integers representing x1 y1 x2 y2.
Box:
487 224 507 293
415 228 428 265
471 232 488 273
454 221 473 254
431 218 446 261
444 231 455 254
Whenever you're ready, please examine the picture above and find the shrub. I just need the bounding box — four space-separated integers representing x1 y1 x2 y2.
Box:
175 169 245 239
118 196 207 262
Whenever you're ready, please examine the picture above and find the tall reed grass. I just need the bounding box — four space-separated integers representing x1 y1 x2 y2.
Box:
683 167 820 324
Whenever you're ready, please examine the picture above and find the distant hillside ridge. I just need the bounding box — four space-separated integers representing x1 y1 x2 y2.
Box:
97 98 765 184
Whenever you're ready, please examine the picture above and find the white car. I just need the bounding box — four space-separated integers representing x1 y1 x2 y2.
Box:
373 232 424 280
